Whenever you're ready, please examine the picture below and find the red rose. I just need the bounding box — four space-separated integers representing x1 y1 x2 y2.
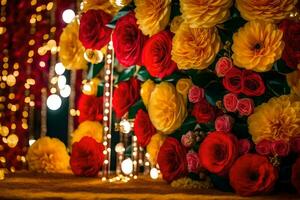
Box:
188 85 205 103
255 139 272 156
142 31 177 78
242 70 265 96
292 157 300 193
237 98 254 116
271 140 290 157
70 137 104 177
229 154 278 196
222 67 243 94
279 20 300 69
134 109 156 147
198 131 239 176
215 114 234 133
79 9 112 50
215 57 233 77
192 99 216 123
223 93 238 112
112 12 148 67
238 139 252 155
112 78 140 118
186 151 201 174
157 137 188 183
78 94 103 123
291 137 300 153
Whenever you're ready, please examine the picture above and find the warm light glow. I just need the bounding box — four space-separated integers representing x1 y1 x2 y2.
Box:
62 9 75 24
150 168 159 179
47 94 62 110
6 74 16 87
119 119 131 134
7 134 19 148
115 143 125 153
55 62 65 75
29 139 36 146
60 85 71 98
58 75 67 89
121 158 133 175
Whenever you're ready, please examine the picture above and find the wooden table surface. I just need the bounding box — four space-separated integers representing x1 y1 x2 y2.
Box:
0 171 298 200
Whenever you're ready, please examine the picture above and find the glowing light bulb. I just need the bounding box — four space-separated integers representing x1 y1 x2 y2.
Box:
47 94 62 110
60 85 71 98
115 143 125 153
29 139 36 146
150 168 159 179
58 75 67 89
121 158 133 175
62 9 75 24
55 62 65 75
119 119 131 134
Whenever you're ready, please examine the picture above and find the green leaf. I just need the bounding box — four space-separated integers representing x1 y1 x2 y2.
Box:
170 0 181 20
188 70 218 88
205 81 226 106
162 71 185 83
273 59 295 74
87 62 104 80
264 72 290 96
106 3 135 29
128 99 145 119
96 83 104 97
115 65 136 84
136 66 152 82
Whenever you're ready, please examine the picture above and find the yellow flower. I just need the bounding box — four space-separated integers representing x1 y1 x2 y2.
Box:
140 79 156 108
170 15 184 34
26 137 70 173
236 0 297 22
232 20 284 72
82 78 100 96
82 0 119 15
134 0 172 36
248 95 300 143
180 0 232 28
59 20 87 70
172 23 221 70
176 78 193 96
72 121 103 144
287 70 300 97
148 82 187 134
146 133 166 166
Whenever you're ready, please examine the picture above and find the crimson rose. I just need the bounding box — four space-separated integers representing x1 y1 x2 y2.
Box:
70 137 105 177
292 157 300 193
223 67 243 94
79 9 112 50
229 154 278 196
157 137 188 183
112 12 148 67
279 20 300 69
242 70 265 96
112 78 140 118
134 109 156 147
78 94 103 123
192 99 215 123
198 131 239 176
256 139 272 156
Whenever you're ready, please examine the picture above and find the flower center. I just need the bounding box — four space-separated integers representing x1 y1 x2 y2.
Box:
254 43 261 50
249 172 259 181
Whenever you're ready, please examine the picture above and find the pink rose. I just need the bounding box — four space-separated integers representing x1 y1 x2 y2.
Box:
215 57 233 77
256 139 272 156
181 131 196 148
237 98 254 116
223 93 238 112
215 114 234 133
188 85 204 103
271 140 290 157
238 139 252 155
186 151 201 173
291 137 300 153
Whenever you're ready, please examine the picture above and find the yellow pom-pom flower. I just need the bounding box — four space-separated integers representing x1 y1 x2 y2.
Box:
170 15 184 34
146 133 166 166
82 0 119 15
140 79 156 108
72 121 103 144
148 82 187 134
248 95 300 143
26 137 70 173
59 20 87 70
172 23 221 70
134 0 172 36
236 0 297 22
232 20 284 72
180 0 232 28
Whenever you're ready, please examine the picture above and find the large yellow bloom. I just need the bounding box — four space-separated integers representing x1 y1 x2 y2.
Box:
146 133 166 166
26 137 70 173
134 0 172 36
59 20 87 70
180 0 232 28
72 121 103 144
236 0 297 22
287 70 300 97
232 20 284 72
148 82 187 134
248 95 300 143
140 79 156 108
82 0 118 15
172 23 221 70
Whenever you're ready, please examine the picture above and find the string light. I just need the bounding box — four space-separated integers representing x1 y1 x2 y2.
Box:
121 158 133 175
62 9 75 24
46 94 62 111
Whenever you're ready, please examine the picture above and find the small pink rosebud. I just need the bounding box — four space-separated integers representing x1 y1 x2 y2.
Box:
188 85 205 103
181 131 196 148
256 139 272 156
237 98 254 116
223 93 238 112
215 114 234 133
238 139 252 155
215 57 233 77
186 151 201 174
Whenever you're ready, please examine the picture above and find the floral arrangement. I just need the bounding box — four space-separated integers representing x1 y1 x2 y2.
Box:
56 0 300 197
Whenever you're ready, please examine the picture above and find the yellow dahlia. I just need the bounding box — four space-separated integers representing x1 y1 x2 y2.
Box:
26 137 70 173
140 79 156 108
146 133 166 165
180 0 232 28
148 82 187 134
176 78 193 96
82 0 118 15
236 0 297 22
172 23 221 70
134 0 172 36
287 70 300 97
72 121 103 144
59 20 87 70
232 20 284 72
170 15 184 34
248 95 300 143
